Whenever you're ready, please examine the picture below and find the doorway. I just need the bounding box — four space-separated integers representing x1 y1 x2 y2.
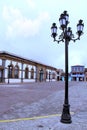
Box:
0 69 3 82
39 69 44 82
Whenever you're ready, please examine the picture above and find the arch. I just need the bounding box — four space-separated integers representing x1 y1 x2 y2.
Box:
25 66 29 79
31 67 34 79
52 72 56 79
0 67 3 82
49 71 51 81
39 68 44 82
14 64 19 78
46 71 48 79
8 64 14 78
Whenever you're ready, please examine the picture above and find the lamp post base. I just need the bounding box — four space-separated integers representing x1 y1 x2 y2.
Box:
60 104 72 124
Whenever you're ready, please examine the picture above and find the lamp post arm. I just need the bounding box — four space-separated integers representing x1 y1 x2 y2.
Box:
71 37 80 42
53 38 64 44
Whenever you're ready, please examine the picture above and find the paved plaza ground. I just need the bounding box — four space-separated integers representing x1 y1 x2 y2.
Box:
0 81 87 130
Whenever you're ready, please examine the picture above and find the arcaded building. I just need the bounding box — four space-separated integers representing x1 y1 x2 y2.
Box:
0 51 57 83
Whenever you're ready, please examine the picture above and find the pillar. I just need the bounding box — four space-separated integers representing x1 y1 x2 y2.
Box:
21 63 24 83
2 59 6 83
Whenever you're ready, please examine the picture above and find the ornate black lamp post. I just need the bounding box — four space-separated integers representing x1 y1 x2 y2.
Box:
51 11 84 123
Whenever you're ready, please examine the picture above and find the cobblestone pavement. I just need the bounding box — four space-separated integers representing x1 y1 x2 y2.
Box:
0 81 87 130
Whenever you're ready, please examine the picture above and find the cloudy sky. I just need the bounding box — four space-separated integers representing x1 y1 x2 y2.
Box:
0 0 87 71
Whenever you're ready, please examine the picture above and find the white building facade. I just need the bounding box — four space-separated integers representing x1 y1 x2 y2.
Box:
0 51 57 83
71 65 85 81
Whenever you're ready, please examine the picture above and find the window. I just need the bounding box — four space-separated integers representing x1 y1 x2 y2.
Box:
78 67 80 72
75 67 77 72
25 67 29 79
57 72 59 75
14 65 19 78
31 68 34 79
72 66 74 72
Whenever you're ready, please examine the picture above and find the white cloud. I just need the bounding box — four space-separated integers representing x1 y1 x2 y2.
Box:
26 0 36 9
6 18 39 38
2 6 50 38
69 50 83 66
2 5 23 21
2 5 10 20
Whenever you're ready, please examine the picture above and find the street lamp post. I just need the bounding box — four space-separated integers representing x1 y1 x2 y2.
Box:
51 11 84 123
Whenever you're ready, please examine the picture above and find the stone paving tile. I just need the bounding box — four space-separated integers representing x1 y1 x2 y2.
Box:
0 82 87 130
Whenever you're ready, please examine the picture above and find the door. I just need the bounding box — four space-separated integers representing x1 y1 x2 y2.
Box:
0 70 3 82
39 69 44 82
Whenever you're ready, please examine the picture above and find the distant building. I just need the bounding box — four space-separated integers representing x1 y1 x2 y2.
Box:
56 69 64 81
0 51 58 83
57 69 72 81
71 65 85 81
